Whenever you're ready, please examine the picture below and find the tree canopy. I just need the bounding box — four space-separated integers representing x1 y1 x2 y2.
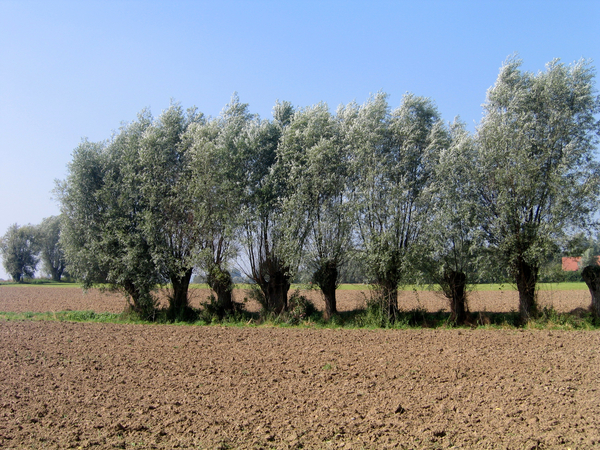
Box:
351 92 448 322
37 215 67 282
45 56 600 322
56 117 163 318
1 223 39 282
475 57 600 320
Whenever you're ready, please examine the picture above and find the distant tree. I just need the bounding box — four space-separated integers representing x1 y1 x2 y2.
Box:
475 57 600 321
580 248 599 269
337 255 368 284
57 114 162 318
0 223 39 282
230 269 247 284
352 93 447 322
37 215 67 281
563 232 596 257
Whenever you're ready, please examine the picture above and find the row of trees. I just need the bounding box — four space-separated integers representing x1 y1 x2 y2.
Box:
54 57 600 323
0 217 67 282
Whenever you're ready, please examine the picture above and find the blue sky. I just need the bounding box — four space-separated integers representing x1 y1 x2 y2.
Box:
1 0 599 279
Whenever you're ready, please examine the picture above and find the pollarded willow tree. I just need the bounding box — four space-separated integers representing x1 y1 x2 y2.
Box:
139 103 204 320
419 119 478 325
57 114 163 318
187 95 253 316
475 57 600 321
352 92 448 322
240 101 296 314
278 102 355 319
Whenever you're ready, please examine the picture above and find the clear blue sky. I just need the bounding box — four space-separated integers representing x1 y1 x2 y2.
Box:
1 0 599 279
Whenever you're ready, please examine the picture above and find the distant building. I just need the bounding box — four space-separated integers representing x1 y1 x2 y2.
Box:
562 256 600 271
562 257 581 271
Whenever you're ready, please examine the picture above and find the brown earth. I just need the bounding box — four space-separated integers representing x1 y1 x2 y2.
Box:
1 322 600 449
0 285 593 315
1 287 599 449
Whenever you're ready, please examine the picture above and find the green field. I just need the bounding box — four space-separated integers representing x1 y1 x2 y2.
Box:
336 282 590 291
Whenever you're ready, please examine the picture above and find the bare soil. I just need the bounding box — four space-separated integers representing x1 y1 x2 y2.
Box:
1 322 600 449
1 286 598 449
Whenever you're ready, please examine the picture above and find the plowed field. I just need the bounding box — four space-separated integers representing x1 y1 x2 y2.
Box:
0 285 592 315
1 286 599 449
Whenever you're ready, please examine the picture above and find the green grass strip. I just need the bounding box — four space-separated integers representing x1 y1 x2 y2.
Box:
2 305 599 331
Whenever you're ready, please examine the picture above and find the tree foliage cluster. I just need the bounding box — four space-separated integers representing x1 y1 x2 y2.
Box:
55 57 600 323
1 216 67 283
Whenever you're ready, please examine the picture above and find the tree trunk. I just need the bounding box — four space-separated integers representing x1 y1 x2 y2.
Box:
581 265 600 317
374 274 399 323
123 280 141 313
441 270 468 325
50 266 62 282
313 260 338 320
122 279 156 319
383 283 399 323
168 267 194 320
265 269 290 314
56 263 64 282
207 265 234 317
515 257 538 322
257 258 290 314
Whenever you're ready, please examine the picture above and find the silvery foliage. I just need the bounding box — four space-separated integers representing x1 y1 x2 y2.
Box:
57 113 163 305
57 139 108 286
187 94 252 274
351 92 447 286
474 56 600 280
138 103 204 284
278 102 354 280
419 119 479 283
239 100 294 282
1 223 39 281
37 215 67 281
580 247 599 269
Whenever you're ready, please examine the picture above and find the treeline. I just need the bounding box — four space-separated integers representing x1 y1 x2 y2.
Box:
0 217 67 283
21 57 600 324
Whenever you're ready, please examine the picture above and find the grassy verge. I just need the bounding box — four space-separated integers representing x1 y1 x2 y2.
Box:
2 304 599 330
